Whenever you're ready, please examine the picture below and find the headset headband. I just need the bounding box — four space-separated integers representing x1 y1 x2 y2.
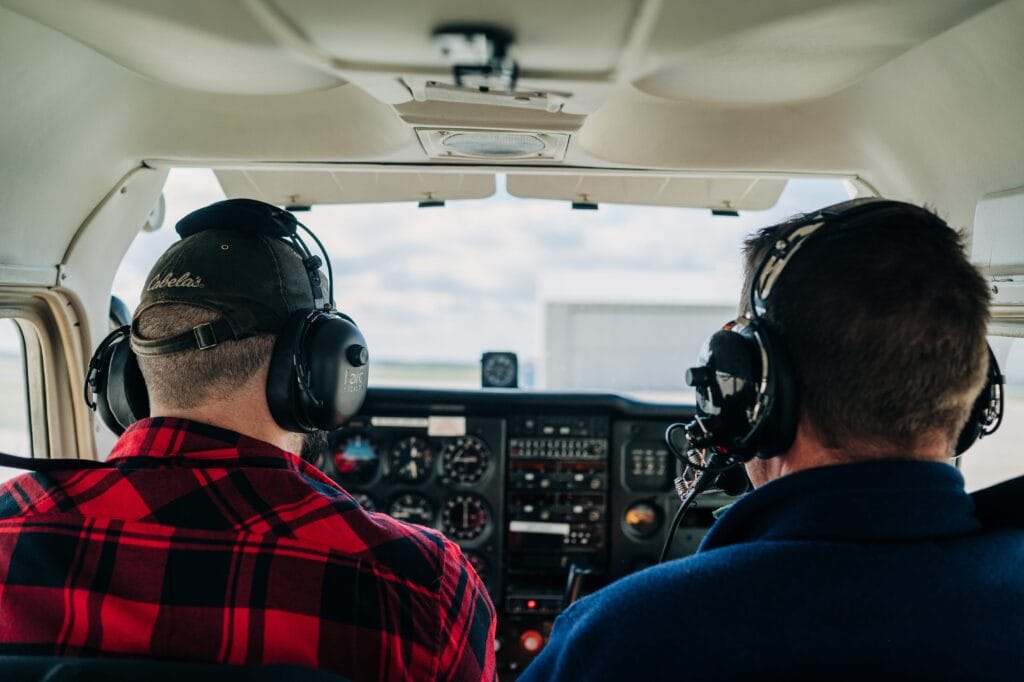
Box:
749 198 912 318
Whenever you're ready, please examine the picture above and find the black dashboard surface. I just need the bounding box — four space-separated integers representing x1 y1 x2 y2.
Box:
319 388 733 678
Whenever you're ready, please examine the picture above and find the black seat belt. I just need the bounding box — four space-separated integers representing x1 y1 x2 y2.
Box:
0 452 114 472
971 474 1024 530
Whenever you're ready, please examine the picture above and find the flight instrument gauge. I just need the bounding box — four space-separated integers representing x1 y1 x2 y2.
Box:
332 433 380 485
481 351 518 388
388 493 435 526
390 436 435 483
623 501 661 539
441 493 491 541
441 436 491 484
350 492 378 513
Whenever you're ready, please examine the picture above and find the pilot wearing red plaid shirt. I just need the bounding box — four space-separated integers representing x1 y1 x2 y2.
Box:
0 200 496 681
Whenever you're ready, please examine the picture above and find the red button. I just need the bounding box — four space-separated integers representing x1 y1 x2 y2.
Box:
520 630 544 653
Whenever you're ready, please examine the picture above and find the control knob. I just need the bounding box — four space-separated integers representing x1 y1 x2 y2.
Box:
520 630 544 654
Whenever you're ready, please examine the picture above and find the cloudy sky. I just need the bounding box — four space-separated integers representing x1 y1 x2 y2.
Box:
112 169 852 385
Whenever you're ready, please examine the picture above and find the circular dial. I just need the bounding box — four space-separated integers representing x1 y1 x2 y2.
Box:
482 353 517 387
441 436 491 484
623 501 662 538
332 433 380 485
388 493 435 526
441 493 491 541
389 436 435 483
463 551 488 584
350 492 378 513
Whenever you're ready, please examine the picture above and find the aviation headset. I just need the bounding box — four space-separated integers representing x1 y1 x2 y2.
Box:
675 197 1004 468
85 200 369 435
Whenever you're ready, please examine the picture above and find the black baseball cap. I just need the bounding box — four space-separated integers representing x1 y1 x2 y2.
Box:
131 199 327 356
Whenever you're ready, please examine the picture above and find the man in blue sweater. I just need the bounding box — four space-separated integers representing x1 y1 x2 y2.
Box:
520 199 1024 680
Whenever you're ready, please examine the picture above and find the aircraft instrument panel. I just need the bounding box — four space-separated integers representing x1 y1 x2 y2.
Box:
318 388 732 679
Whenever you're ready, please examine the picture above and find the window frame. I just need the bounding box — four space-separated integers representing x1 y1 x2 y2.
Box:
0 318 32 457
0 290 94 461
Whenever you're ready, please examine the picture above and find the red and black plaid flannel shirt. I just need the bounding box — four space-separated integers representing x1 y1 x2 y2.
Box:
0 417 496 681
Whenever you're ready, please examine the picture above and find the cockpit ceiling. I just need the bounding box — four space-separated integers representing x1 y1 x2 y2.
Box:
2 0 1022 272
0 0 999 108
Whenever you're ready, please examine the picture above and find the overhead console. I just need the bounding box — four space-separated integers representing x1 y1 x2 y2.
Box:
319 388 735 678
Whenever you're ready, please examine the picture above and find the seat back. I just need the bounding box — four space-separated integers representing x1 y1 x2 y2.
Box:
0 656 350 682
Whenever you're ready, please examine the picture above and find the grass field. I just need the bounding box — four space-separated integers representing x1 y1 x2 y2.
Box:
370 361 479 388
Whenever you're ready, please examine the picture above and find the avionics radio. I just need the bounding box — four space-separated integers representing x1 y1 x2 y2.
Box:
504 414 609 616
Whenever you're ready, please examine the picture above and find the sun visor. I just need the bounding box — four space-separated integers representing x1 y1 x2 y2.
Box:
972 186 1024 275
215 170 495 206
505 175 787 211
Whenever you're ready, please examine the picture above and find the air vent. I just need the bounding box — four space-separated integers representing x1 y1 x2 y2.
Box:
417 128 569 161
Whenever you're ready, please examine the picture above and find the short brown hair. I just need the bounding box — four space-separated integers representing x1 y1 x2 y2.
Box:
743 205 991 456
135 304 275 409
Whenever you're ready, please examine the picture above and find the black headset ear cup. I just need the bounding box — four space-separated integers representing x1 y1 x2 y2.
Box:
748 322 798 458
87 328 149 435
956 410 983 457
267 311 310 433
698 327 762 455
106 339 149 432
303 313 368 428
267 310 369 434
687 321 798 461
955 344 1004 456
690 325 766 459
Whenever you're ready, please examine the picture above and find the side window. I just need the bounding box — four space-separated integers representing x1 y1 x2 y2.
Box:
0 319 31 482
959 336 1024 490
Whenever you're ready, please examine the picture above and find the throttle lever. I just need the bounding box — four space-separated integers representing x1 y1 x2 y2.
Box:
562 562 593 609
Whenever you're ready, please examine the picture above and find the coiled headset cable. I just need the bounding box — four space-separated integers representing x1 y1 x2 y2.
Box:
658 423 746 563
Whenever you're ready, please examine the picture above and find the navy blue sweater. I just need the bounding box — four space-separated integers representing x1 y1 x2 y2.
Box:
519 460 1024 680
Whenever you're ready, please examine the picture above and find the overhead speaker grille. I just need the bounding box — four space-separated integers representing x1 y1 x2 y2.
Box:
416 128 569 161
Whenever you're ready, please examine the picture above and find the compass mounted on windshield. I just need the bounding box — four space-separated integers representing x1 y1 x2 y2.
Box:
481 351 518 388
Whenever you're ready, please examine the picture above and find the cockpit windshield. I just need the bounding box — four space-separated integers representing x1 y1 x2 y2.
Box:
113 169 852 400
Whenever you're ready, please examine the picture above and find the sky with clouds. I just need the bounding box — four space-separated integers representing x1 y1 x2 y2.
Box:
112 169 852 386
